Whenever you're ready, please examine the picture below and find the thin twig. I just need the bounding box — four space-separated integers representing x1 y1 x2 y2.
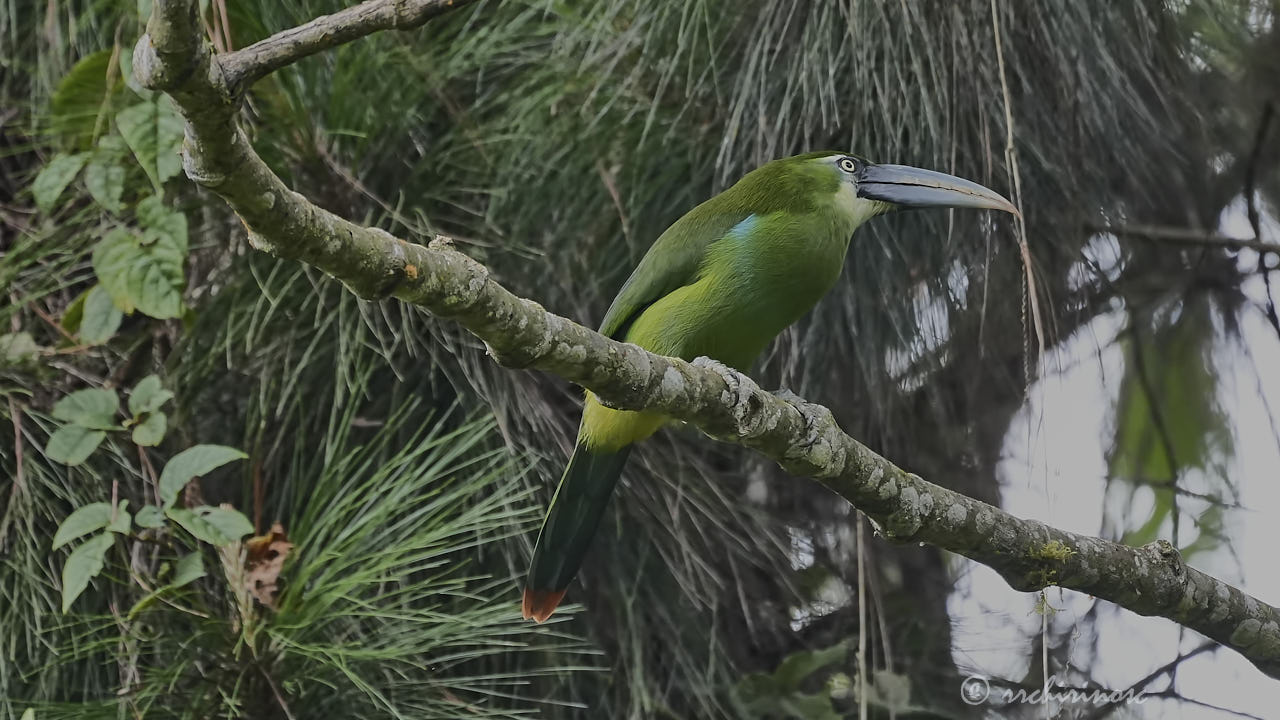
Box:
1086 222 1280 255
990 0 1047 372
1084 643 1215 720
259 664 297 720
1243 102 1278 335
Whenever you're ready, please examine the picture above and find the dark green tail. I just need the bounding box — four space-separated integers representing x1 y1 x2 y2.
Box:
522 442 631 621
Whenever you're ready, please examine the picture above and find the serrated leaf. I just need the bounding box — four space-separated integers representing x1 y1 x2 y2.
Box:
84 156 126 213
166 506 252 546
172 551 206 587
131 411 167 446
109 500 132 534
80 284 123 345
158 445 247 508
93 227 185 318
135 504 165 529
32 153 89 214
128 375 172 415
45 426 107 466
52 387 119 429
50 49 122 146
0 332 39 366
52 502 113 549
116 98 184 191
61 533 114 613
136 195 188 252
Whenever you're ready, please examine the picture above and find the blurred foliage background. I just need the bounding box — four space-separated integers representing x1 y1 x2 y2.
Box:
2 0 1279 717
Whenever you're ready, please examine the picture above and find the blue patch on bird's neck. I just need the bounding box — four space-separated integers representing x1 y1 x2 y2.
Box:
726 214 760 242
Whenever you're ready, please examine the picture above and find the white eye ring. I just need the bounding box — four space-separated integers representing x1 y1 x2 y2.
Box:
838 157 858 173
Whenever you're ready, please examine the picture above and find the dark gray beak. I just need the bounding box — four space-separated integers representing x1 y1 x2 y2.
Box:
857 163 1019 216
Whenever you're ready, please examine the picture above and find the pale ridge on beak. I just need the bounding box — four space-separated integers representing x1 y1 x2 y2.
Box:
856 163 1019 216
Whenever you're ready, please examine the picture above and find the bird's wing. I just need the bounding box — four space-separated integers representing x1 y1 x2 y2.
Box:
598 209 752 340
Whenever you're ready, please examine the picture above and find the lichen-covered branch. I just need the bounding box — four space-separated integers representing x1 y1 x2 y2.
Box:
135 0 1280 680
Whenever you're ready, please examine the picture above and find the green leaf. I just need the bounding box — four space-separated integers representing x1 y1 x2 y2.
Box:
172 551 206 587
61 290 87 336
115 97 184 191
45 426 107 466
92 226 185 318
50 49 121 146
158 445 247 508
118 42 150 97
131 411 167 446
52 387 119 429
61 533 114 613
128 375 173 415
0 332 39 366
136 195 188 253
32 153 89 214
84 155 127 213
135 504 165 529
109 500 132 534
21 708 34 720
52 502 113 549
127 550 205 619
166 506 253 546
80 284 123 345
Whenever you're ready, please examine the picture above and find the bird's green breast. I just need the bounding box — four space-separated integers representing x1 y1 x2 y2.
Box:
624 205 855 370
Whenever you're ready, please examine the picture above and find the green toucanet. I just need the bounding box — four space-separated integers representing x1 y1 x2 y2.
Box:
523 151 1017 622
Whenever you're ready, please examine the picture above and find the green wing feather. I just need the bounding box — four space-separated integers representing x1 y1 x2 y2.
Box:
598 205 752 340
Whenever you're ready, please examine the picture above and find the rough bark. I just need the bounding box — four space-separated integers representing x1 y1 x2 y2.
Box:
134 0 1280 680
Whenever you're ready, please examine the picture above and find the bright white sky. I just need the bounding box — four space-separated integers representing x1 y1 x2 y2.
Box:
947 197 1280 717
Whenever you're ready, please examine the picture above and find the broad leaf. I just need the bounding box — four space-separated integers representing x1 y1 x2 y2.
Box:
0 332 39 366
134 505 166 529
158 445 247 508
115 97 184 191
32 153 89 214
80 284 123 345
52 502 113 549
166 505 253 546
136 195 188 253
50 50 121 146
127 550 205 619
52 388 119 429
84 152 127 213
131 411 167 446
93 227 185 318
108 501 132 534
128 375 173 415
45 426 107 466
172 551 206 587
61 533 114 613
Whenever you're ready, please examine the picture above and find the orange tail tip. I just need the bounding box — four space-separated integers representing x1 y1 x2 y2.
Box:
522 588 567 623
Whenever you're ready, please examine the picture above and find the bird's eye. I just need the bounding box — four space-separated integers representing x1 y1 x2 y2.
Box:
838 157 859 173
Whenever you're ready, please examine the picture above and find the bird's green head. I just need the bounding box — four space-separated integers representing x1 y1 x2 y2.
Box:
761 151 1018 225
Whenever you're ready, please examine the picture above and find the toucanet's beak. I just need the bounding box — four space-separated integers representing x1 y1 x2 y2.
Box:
857 163 1019 216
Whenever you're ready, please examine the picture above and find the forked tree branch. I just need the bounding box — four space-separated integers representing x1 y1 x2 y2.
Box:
135 0 1280 680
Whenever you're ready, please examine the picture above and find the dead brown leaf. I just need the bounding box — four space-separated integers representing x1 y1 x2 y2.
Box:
243 522 293 609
